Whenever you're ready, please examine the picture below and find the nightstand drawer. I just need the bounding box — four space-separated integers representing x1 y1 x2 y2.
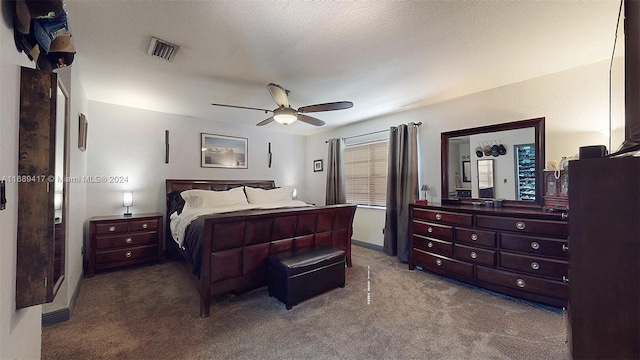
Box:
95 245 157 265
95 232 158 250
130 218 159 232
95 222 129 234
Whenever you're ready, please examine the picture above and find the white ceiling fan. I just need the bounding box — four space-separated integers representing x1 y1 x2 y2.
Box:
212 83 353 126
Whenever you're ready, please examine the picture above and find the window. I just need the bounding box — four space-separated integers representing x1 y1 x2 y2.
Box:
344 140 388 207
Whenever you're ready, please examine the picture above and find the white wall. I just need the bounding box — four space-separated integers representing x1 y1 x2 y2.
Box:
307 59 623 248
85 101 308 218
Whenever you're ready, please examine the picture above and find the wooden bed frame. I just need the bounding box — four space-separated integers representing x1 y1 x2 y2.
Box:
165 179 356 318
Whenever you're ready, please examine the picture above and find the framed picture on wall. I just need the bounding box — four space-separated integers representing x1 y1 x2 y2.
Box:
314 159 323 172
201 133 248 168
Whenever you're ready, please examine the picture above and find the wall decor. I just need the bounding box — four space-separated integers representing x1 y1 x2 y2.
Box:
314 159 323 172
78 113 88 151
201 133 248 168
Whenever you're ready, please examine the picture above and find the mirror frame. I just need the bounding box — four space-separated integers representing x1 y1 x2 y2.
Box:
441 117 545 208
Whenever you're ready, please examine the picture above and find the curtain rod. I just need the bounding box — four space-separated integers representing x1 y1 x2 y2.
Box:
325 122 422 143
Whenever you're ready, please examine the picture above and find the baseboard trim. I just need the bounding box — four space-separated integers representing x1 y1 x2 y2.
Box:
352 239 383 253
42 275 84 327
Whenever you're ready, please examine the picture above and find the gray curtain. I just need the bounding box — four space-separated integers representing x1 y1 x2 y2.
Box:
383 123 420 262
326 137 346 205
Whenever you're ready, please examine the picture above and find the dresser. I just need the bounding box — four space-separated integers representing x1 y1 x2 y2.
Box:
409 203 569 307
87 213 163 277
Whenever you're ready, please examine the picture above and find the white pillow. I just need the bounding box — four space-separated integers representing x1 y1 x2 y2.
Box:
245 186 294 204
181 187 248 209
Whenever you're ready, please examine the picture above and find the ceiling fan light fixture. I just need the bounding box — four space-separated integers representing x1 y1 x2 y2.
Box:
273 108 297 125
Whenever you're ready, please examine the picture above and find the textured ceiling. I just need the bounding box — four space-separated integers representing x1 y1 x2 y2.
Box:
63 0 621 136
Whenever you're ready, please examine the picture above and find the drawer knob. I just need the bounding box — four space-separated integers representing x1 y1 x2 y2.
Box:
470 233 478 241
561 212 568 220
562 244 569 252
125 238 132 244
427 227 433 233
435 213 442 221
435 259 442 266
142 223 148 229
427 241 433 248
562 275 569 283
516 279 526 288
530 241 540 250
531 262 540 270
125 251 132 258
470 251 477 259
109 226 116 232
516 221 526 230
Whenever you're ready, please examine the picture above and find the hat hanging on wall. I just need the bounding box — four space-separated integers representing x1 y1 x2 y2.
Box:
491 144 500 157
475 146 483 157
483 145 492 156
498 144 507 155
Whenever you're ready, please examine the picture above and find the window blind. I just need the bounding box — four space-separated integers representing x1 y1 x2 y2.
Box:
344 140 388 207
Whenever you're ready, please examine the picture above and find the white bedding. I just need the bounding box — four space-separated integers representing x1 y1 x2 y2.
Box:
169 200 311 247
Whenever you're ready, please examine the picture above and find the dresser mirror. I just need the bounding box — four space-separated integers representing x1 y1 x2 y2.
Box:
441 117 545 208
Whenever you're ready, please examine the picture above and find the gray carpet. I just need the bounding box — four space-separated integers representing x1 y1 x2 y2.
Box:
42 245 569 359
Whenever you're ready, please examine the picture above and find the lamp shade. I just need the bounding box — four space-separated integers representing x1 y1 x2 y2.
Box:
123 191 133 207
273 107 297 125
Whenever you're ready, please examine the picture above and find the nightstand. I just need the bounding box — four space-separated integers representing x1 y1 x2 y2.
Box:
87 213 163 277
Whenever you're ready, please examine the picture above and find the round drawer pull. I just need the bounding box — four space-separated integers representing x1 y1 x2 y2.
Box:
435 259 443 266
125 238 132 244
530 241 540 250
142 223 148 229
562 275 570 283
470 251 477 259
516 279 526 288
427 241 433 248
435 213 442 221
427 227 433 233
470 233 478 241
531 262 540 270
125 251 132 258
562 244 569 252
516 221 526 230
108 226 116 232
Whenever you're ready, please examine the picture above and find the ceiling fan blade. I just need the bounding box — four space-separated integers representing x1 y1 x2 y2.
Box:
267 83 290 108
297 114 325 126
298 101 353 113
256 117 274 126
211 103 272 113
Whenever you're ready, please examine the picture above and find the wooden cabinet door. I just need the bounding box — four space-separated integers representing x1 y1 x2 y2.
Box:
16 67 57 309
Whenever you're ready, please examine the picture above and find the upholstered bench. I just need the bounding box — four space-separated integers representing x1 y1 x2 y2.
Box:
267 246 346 310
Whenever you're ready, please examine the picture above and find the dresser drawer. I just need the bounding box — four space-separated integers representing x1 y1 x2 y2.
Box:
476 215 568 237
413 249 473 278
95 221 129 235
130 218 159 232
499 252 568 280
95 232 158 250
95 245 157 265
413 208 472 226
500 233 569 258
476 266 568 300
412 221 453 241
455 227 496 247
412 234 453 257
454 244 496 266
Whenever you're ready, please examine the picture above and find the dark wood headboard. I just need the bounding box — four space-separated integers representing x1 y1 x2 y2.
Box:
165 179 276 194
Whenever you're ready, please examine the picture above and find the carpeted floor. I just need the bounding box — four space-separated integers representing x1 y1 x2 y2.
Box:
42 245 569 359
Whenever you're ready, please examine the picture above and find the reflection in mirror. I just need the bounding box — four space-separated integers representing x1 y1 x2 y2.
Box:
477 159 494 198
53 80 68 291
441 117 545 208
462 161 471 182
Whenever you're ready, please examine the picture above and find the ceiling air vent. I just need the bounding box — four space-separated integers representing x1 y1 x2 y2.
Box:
147 37 179 62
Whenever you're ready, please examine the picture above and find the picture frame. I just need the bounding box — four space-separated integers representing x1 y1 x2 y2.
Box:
462 160 471 182
313 159 323 172
201 133 248 168
78 113 88 152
